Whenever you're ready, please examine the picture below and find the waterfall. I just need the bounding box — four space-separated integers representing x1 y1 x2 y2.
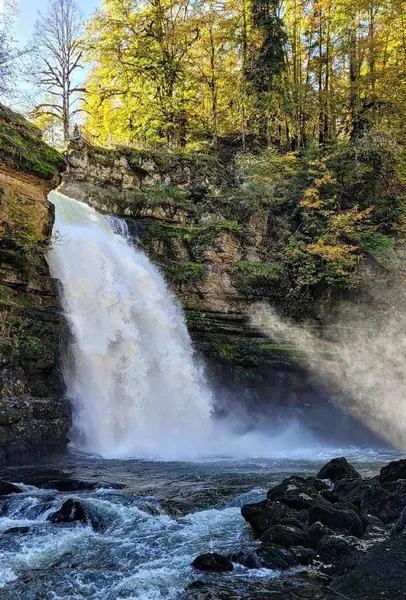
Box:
47 191 214 459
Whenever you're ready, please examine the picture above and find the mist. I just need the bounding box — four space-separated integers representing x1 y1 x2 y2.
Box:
250 271 406 450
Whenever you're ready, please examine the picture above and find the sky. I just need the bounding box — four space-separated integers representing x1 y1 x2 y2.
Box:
13 0 100 46
6 0 101 113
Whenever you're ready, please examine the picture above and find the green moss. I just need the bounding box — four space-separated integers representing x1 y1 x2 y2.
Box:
361 232 397 267
234 260 282 275
141 185 194 211
189 218 243 261
162 261 205 283
231 260 286 298
0 104 64 180
20 336 47 359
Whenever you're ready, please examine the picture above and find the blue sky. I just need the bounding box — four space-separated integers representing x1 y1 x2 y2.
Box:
8 0 101 112
14 0 101 45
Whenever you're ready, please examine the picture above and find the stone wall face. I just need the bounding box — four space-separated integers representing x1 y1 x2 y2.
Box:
0 108 71 464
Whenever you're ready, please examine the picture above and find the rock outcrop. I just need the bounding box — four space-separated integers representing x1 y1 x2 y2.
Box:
0 105 70 464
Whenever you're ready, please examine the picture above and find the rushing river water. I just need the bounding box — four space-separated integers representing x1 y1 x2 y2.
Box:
0 448 400 600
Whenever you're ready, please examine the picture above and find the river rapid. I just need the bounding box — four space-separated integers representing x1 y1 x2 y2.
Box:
0 447 400 600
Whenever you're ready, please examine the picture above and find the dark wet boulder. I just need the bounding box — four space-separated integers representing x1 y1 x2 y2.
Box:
382 479 406 507
290 545 316 566
305 477 330 493
241 500 297 536
362 513 386 541
380 459 406 485
40 479 125 492
332 477 378 510
229 550 260 569
362 513 384 529
47 499 88 525
309 503 364 538
391 507 406 536
317 458 361 483
255 543 299 569
331 532 406 600
267 476 325 511
260 524 310 549
308 522 335 546
0 480 23 496
3 526 30 535
361 486 403 525
316 535 363 578
334 500 362 515
192 553 233 572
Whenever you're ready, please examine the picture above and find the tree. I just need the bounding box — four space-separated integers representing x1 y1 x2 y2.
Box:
82 0 406 150
248 0 287 143
0 1 25 98
31 0 85 142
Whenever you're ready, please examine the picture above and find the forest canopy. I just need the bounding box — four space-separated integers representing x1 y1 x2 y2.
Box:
81 0 406 150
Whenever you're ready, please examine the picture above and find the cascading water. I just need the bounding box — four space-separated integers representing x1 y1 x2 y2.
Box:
47 190 214 459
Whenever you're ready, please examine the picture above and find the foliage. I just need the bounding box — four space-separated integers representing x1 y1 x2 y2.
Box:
219 129 406 311
162 261 205 284
0 104 64 179
79 0 406 151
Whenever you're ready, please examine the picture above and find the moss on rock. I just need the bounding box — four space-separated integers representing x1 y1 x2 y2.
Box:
0 105 64 180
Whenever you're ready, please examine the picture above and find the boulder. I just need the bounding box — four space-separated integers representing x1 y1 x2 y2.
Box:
40 479 125 492
47 499 88 525
0 480 23 496
316 457 361 483
305 477 330 493
255 543 299 569
391 507 406 536
331 533 406 600
309 503 364 538
260 524 310 548
333 478 379 510
308 522 335 546
316 534 363 577
290 546 316 566
229 550 260 569
3 526 30 535
192 553 233 573
382 479 406 506
380 459 406 485
267 476 324 511
361 486 403 524
241 500 297 536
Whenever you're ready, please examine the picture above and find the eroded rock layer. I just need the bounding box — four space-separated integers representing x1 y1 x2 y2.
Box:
0 105 70 464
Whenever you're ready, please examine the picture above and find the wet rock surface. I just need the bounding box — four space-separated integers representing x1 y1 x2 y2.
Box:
316 457 362 482
192 553 234 572
196 456 406 597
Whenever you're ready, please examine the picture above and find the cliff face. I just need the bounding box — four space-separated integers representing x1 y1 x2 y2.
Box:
62 139 324 416
0 106 70 464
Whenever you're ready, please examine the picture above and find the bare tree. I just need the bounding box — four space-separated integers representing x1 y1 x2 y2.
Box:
31 0 85 142
0 0 25 98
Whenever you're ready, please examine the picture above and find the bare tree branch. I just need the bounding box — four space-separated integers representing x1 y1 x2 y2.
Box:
30 0 86 142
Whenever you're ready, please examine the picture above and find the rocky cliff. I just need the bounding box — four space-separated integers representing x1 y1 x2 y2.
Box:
62 138 327 420
0 105 70 464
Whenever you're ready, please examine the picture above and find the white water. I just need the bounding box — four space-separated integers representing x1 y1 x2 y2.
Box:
47 191 214 458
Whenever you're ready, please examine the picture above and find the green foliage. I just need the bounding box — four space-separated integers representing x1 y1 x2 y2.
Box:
0 105 64 180
162 261 205 284
232 260 286 298
361 233 397 268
